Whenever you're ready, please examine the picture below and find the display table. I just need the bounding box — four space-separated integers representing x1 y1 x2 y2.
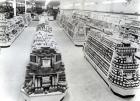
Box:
20 23 68 101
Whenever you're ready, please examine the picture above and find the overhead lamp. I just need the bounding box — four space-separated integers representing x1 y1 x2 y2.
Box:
75 3 81 6
16 2 24 5
62 4 73 9
85 2 95 6
0 0 6 2
103 0 127 4
45 0 51 6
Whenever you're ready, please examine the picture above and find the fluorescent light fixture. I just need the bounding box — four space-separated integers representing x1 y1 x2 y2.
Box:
103 0 127 4
62 4 73 9
85 2 95 6
16 2 25 5
66 4 73 7
0 0 6 2
45 0 52 6
75 3 81 6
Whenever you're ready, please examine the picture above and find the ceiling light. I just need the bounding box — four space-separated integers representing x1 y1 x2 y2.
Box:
75 3 80 6
85 2 95 6
103 0 127 4
45 0 51 6
62 4 73 9
0 0 6 2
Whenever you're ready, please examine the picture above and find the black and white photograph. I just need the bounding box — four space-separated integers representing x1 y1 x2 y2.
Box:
0 0 140 101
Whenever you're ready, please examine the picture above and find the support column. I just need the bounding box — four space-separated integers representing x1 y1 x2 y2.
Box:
81 0 85 10
13 0 16 16
25 0 27 14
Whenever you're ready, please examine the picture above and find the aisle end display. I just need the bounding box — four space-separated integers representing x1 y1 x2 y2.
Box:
84 27 140 97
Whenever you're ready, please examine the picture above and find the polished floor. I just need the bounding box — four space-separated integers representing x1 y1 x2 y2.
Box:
0 20 140 101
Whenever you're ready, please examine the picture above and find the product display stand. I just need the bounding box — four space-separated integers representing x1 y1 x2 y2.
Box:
36 23 52 33
57 10 87 46
32 14 39 21
84 28 140 97
0 14 25 47
20 23 68 101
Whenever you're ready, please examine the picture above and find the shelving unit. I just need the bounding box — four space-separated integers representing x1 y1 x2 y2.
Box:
21 13 32 27
0 2 14 19
36 23 52 33
0 14 25 47
57 10 87 46
21 23 68 101
87 11 140 45
84 27 140 96
59 9 140 46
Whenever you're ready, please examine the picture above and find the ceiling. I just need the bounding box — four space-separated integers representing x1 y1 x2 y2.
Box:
47 1 60 7
1 0 123 7
23 0 60 7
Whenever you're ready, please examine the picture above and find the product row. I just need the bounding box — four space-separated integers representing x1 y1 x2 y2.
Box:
0 13 32 47
57 11 87 46
84 26 140 96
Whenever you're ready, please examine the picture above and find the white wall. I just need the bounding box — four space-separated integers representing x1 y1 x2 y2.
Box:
60 0 74 9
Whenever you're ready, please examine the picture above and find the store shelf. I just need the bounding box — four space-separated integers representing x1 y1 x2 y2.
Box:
21 13 32 27
62 28 85 46
84 51 109 85
0 26 24 47
84 26 140 96
0 16 25 47
56 11 87 46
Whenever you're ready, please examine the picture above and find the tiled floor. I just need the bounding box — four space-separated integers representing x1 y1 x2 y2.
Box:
0 20 140 101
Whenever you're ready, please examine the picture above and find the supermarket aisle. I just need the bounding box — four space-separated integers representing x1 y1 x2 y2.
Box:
0 19 139 101
0 22 38 101
50 21 136 101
